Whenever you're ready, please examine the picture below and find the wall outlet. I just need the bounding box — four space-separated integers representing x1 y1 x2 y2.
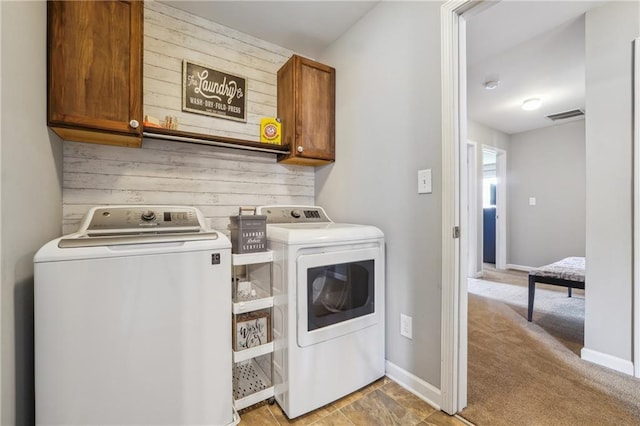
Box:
529 197 536 206
418 169 432 194
400 314 413 339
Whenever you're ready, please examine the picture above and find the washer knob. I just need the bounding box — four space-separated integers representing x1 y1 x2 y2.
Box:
291 209 302 219
141 210 156 221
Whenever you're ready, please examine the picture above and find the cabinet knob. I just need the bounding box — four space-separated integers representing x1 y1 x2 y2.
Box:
129 119 140 129
297 146 304 153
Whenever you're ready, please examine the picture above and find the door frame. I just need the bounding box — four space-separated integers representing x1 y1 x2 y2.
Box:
466 141 480 278
633 37 640 378
0 2 3 419
495 147 507 270
481 144 508 270
440 0 491 414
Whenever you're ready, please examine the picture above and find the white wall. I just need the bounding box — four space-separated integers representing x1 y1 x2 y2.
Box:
508 120 585 267
62 1 314 234
1 1 63 424
583 0 639 370
467 120 510 152
317 1 443 388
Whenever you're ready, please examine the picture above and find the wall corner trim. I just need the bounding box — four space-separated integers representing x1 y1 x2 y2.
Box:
580 348 634 375
385 360 442 410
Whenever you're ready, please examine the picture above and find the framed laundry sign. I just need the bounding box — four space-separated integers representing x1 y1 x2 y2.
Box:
233 310 271 351
182 60 246 122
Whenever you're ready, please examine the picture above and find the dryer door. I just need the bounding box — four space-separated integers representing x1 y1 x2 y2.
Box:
296 247 380 347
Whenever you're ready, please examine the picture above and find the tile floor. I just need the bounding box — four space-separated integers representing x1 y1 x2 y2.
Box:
238 377 471 425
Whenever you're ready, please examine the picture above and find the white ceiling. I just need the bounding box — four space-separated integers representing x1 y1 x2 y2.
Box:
466 1 605 135
162 0 606 135
162 1 379 59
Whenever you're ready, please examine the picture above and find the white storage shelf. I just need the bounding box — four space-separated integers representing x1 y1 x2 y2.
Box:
233 358 274 411
232 251 273 266
233 342 274 363
233 297 273 314
231 250 274 412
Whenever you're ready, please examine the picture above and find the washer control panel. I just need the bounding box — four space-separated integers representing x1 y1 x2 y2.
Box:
256 205 331 224
85 206 201 233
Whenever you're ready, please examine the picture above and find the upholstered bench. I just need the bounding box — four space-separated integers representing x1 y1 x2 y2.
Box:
527 257 585 322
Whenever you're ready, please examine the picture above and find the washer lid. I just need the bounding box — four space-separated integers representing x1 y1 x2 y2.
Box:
266 222 383 244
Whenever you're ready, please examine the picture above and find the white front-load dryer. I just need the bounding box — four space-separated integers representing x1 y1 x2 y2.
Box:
257 205 385 419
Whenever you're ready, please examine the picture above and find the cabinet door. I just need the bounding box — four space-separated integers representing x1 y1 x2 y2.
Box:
48 0 143 146
296 57 335 162
278 55 335 165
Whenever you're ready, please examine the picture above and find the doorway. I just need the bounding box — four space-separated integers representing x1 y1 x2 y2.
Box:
466 143 507 278
441 0 594 414
481 148 497 265
480 146 506 271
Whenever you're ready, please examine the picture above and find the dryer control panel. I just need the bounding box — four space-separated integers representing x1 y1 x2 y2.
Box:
257 205 332 224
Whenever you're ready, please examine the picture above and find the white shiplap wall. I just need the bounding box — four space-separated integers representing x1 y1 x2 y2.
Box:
143 1 292 139
62 1 314 234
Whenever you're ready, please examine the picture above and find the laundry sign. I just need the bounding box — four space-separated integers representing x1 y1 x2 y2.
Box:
182 60 246 122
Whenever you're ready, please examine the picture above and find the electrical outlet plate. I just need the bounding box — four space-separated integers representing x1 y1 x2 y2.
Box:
400 314 413 339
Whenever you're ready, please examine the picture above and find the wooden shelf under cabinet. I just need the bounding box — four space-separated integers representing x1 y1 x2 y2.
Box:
143 127 290 155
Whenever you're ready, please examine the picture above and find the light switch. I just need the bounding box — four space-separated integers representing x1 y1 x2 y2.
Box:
529 197 536 206
418 169 432 194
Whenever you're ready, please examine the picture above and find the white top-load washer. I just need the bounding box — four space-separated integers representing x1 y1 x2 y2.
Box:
34 205 235 426
256 205 385 419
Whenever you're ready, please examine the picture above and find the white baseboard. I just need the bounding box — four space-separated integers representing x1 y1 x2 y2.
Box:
581 347 634 375
385 360 442 409
506 263 533 272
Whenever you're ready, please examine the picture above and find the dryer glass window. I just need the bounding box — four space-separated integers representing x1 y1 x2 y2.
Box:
307 260 374 331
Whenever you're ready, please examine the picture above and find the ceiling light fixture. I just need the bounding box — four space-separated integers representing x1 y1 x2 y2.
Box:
522 97 542 111
483 80 500 90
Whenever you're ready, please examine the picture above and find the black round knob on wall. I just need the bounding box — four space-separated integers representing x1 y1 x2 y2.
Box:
291 210 301 219
141 210 156 221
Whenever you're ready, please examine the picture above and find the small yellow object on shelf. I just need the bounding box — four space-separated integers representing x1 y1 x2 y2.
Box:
260 117 281 144
143 115 162 128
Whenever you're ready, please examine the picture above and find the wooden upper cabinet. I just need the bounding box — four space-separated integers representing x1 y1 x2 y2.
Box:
47 0 143 147
277 55 335 165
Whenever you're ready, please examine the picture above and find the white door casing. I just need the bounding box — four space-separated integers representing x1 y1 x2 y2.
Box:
0 2 3 419
441 0 469 414
441 0 490 414
495 147 507 270
633 37 640 378
467 141 479 278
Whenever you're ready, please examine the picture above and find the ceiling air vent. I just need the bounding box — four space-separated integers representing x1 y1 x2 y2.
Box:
546 109 585 121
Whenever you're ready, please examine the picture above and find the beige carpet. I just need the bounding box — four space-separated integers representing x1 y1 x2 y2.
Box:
460 274 640 425
468 275 584 355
